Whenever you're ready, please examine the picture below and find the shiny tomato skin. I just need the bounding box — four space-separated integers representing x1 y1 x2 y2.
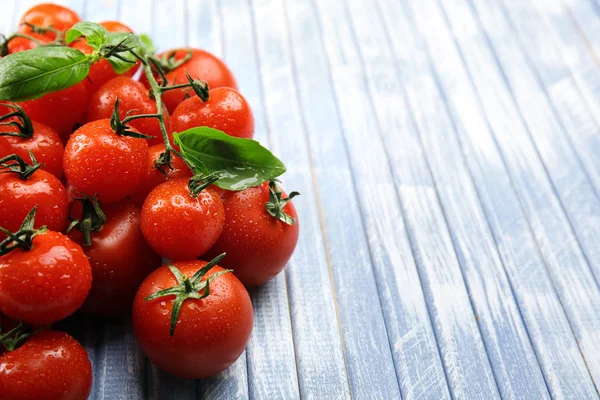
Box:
86 76 172 147
133 261 253 378
147 48 237 113
141 179 224 260
0 231 92 324
0 331 92 400
129 144 193 207
63 119 148 203
0 120 64 178
0 169 68 236
7 33 51 54
18 82 89 143
68 199 162 316
99 20 133 33
171 87 254 139
18 3 81 40
204 182 299 286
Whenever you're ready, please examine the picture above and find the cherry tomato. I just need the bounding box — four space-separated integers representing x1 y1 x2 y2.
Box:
63 119 148 203
7 33 51 54
68 198 162 316
172 87 254 139
132 260 253 378
69 21 136 96
86 76 173 147
0 231 92 324
0 168 68 236
0 119 64 178
18 3 81 41
144 48 237 113
129 144 193 207
141 179 224 260
99 20 133 33
204 181 299 286
0 331 92 400
18 82 89 143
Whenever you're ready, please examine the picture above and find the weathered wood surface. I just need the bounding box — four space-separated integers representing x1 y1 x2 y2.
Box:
1 0 599 398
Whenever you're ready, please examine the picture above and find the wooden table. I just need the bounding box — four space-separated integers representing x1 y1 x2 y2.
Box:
2 0 600 398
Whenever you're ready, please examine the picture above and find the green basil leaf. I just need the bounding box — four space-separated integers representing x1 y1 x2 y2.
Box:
138 33 155 55
0 46 90 101
103 32 144 74
65 21 108 50
175 127 287 191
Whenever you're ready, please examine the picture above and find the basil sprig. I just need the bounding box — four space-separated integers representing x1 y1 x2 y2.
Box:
0 46 90 101
175 127 286 191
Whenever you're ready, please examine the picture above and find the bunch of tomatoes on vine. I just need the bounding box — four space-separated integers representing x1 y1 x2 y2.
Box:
0 4 299 399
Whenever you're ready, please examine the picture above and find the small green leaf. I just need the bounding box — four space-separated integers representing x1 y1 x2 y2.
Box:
65 21 108 50
102 32 144 74
175 127 287 191
139 33 155 54
0 46 90 101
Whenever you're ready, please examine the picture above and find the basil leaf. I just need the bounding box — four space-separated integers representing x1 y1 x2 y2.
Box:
65 22 108 50
139 33 155 55
175 127 287 191
103 32 144 74
0 46 90 101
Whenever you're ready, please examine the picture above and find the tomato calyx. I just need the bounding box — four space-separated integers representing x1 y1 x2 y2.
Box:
158 71 210 102
109 98 157 139
188 173 219 197
21 22 65 42
0 153 43 180
0 206 47 257
0 318 42 352
67 196 106 247
148 49 194 82
0 102 35 138
145 253 231 336
265 180 299 225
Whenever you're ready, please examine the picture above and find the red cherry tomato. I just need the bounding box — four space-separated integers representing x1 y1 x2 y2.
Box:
0 119 64 179
7 33 51 54
99 20 133 33
86 76 173 147
68 198 162 316
0 168 68 236
141 179 224 260
0 231 92 324
18 82 89 143
144 48 237 113
132 260 253 378
129 144 193 207
204 182 299 286
69 21 136 96
63 119 148 203
0 331 92 400
172 87 254 139
18 3 80 41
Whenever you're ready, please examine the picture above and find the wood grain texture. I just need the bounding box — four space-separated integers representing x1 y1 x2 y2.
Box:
466 0 600 392
232 0 351 398
420 0 600 397
284 0 451 398
359 0 549 398
533 0 600 125
562 0 600 59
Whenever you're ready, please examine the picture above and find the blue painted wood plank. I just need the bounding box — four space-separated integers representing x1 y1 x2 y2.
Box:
405 0 599 397
464 0 600 391
119 0 153 34
187 2 250 398
283 0 448 398
220 0 351 398
0 0 17 34
532 0 600 125
562 0 600 59
498 0 600 283
83 0 119 22
286 0 448 397
350 0 549 398
496 0 600 195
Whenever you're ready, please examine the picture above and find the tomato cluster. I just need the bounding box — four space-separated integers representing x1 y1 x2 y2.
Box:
0 4 299 399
